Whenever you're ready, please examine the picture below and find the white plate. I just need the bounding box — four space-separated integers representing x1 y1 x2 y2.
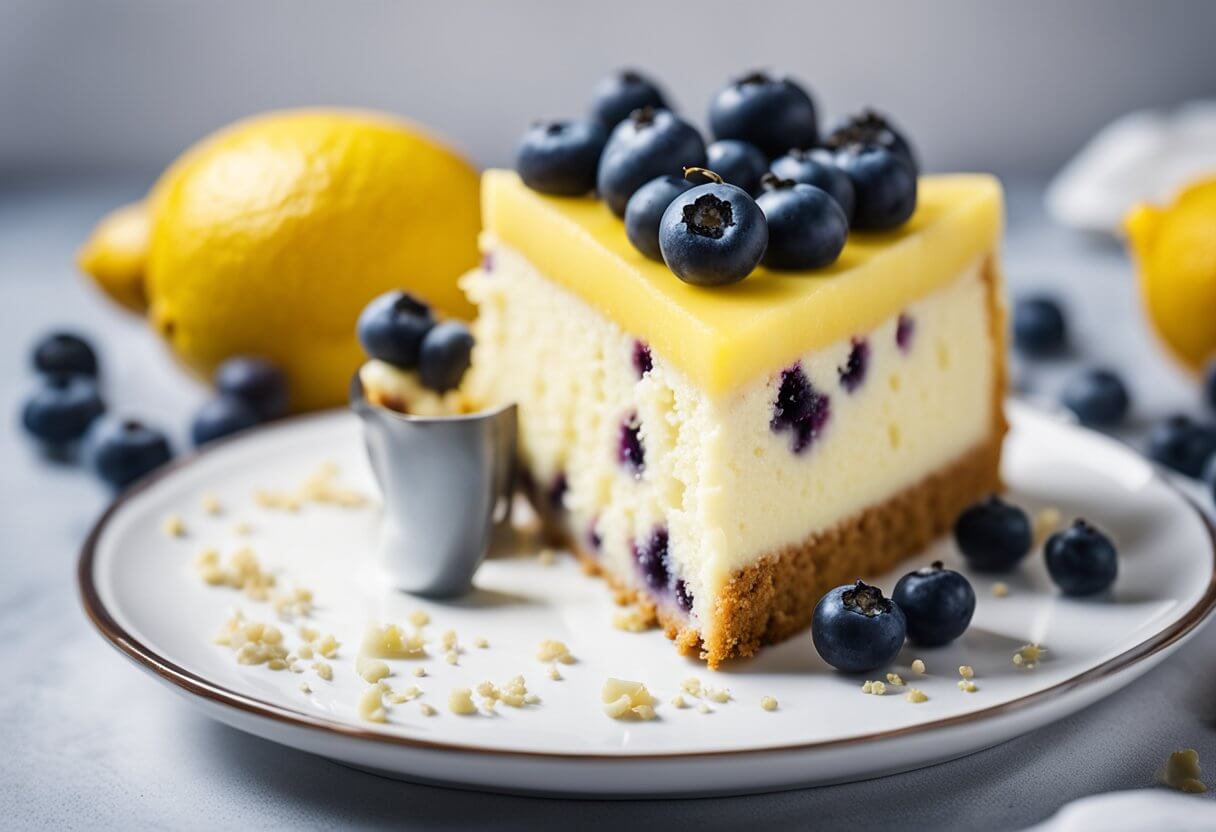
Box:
80 401 1216 797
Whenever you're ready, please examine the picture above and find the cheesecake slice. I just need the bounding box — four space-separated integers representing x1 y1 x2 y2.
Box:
464 169 1006 667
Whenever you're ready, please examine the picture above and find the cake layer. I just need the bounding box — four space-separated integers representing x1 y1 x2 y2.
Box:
464 243 1005 664
482 168 1003 396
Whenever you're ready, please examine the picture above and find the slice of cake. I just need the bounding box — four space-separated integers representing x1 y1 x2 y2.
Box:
464 169 1006 667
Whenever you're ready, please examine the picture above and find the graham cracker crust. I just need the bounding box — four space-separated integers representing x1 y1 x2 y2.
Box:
527 255 1007 668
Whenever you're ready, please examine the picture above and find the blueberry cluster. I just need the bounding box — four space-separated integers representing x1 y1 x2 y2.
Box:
515 68 919 287
356 291 474 395
810 495 1121 673
1014 295 1216 501
192 358 289 447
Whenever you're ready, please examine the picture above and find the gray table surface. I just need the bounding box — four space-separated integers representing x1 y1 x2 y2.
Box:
2 177 1213 831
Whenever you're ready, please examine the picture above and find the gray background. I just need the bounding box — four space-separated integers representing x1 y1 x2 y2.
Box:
3 0 1216 180
4 1 1216 829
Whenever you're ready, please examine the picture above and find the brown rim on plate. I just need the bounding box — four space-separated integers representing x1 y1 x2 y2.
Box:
78 409 1216 761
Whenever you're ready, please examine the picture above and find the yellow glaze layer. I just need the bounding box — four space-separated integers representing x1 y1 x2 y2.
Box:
483 169 1003 396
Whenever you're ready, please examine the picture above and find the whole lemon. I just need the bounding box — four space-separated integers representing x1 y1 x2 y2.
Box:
1125 177 1216 371
80 109 480 411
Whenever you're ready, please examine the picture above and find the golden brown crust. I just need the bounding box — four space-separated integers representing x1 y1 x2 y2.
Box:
529 257 1007 667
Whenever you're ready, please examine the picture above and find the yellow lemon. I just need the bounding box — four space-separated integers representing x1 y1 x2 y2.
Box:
1125 177 1216 371
79 109 480 411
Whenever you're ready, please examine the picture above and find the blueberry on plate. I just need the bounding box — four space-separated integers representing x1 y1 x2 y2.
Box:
191 396 260 447
515 119 608 196
419 321 475 392
22 374 105 444
596 107 706 216
1013 295 1068 357
892 561 976 646
357 291 436 370
756 176 848 270
707 70 818 158
214 357 290 421
1044 519 1117 596
768 148 856 223
834 145 917 231
954 495 1032 573
1146 414 1216 478
32 331 98 377
1060 367 1130 428
1204 359 1216 413
624 175 693 261
812 580 907 673
590 69 669 128
658 173 768 287
705 140 769 196
823 109 918 174
91 417 173 489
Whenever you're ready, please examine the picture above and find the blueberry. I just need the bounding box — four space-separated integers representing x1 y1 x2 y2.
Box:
892 561 976 646
954 495 1032 573
32 332 98 377
590 69 668 128
515 119 608 196
834 145 917 231
356 291 436 370
811 580 907 673
769 148 856 222
596 107 706 216
659 179 768 286
547 473 568 510
837 337 870 392
707 70 818 158
1146 414 1216 478
191 396 260 447
214 357 290 421
22 374 105 444
624 175 693 261
705 140 769 195
91 418 172 489
1205 359 1216 413
1060 368 1130 428
823 109 918 174
618 411 645 475
1013 296 1068 357
631 340 653 378
1044 519 1118 596
770 363 831 454
755 176 848 270
674 578 694 612
418 321 474 392
632 528 670 592
896 313 916 353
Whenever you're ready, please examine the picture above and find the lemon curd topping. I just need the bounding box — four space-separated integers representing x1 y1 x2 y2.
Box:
482 169 1003 396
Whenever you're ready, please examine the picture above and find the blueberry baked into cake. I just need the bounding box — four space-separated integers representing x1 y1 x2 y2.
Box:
462 69 1007 667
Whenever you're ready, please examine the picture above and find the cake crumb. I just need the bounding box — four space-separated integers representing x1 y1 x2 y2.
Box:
992 582 1009 598
671 694 688 708
547 664 562 681
911 659 926 675
271 586 314 620
905 688 929 703
387 685 423 704
538 548 557 566
201 494 223 515
1013 643 1047 669
537 639 574 664
861 680 887 696
299 682 311 694
233 520 253 536
697 703 711 714
358 683 387 723
1161 749 1207 793
1033 507 1063 548
706 687 731 704
612 606 655 632
444 650 459 666
195 546 275 600
408 610 431 628
448 687 477 715
356 655 391 684
680 677 704 698
957 680 978 693
313 661 333 681
958 665 974 680
362 623 426 659
214 612 288 666
601 678 657 720
164 515 187 537
419 703 437 717
440 629 458 650
474 636 489 649
413 666 427 678
760 696 778 711
886 673 904 686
